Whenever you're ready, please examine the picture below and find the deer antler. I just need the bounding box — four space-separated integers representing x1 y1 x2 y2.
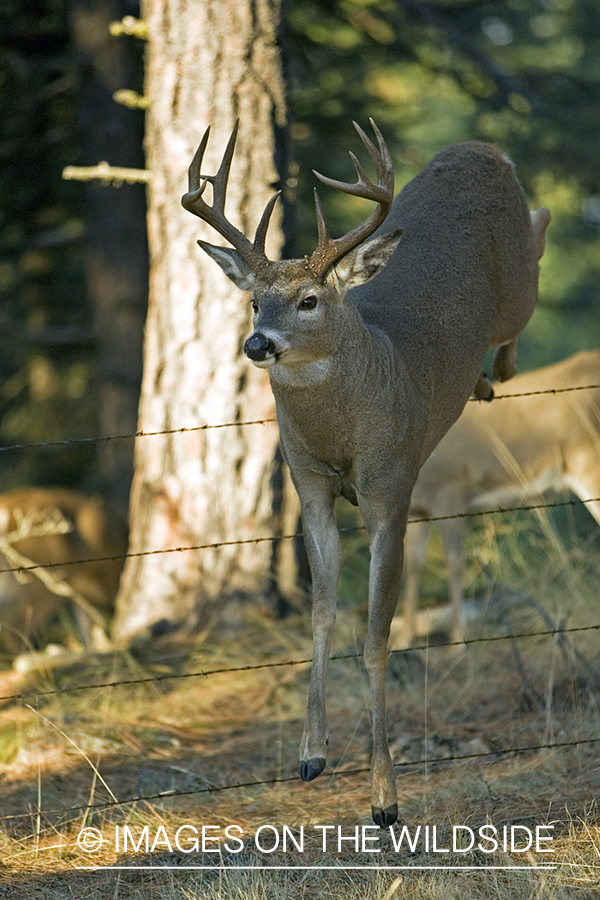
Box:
308 118 395 278
181 121 280 275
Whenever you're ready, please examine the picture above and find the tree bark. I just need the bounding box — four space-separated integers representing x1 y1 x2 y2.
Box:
112 0 292 643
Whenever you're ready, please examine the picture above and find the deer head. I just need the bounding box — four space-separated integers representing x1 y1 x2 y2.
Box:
181 120 402 370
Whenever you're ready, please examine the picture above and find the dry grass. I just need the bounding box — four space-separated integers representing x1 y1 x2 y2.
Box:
0 520 599 898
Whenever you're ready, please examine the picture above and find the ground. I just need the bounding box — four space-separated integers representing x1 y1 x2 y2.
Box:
0 517 599 899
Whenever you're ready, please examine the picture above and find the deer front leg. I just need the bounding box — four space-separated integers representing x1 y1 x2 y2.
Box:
360 494 410 827
296 473 340 782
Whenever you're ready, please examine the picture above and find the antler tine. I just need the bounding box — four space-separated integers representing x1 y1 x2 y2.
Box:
210 120 238 212
181 121 276 274
313 188 331 244
187 126 211 193
307 119 395 278
313 152 373 200
356 119 392 177
354 120 379 163
357 119 394 191
254 190 282 256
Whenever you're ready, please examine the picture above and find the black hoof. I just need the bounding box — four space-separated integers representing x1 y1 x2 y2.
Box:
473 372 494 402
300 758 326 782
371 803 398 827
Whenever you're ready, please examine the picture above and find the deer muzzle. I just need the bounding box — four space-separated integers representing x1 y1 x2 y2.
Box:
244 332 277 363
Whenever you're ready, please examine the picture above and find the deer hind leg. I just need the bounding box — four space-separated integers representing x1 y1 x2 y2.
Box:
531 207 551 260
296 473 340 783
492 338 518 382
359 494 410 826
473 373 494 401
491 208 550 388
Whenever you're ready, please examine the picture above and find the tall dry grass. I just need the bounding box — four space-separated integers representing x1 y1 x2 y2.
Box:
0 510 598 898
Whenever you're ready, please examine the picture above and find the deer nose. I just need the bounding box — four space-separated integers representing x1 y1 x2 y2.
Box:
244 332 275 361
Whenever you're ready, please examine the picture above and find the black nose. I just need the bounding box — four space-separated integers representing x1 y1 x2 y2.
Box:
244 332 275 361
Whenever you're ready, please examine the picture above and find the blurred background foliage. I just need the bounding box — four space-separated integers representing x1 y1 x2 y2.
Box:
0 0 90 487
0 0 145 495
0 0 599 494
284 0 600 369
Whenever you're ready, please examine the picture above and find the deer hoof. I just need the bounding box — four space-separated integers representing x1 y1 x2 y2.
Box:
371 803 398 827
473 372 494 402
300 758 326 781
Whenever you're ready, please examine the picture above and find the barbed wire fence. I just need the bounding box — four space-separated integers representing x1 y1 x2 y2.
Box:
1 617 598 825
2 734 599 825
0 381 599 829
0 622 597 706
0 381 599 578
0 381 598 457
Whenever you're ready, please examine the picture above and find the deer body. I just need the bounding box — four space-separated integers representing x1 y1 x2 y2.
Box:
403 351 600 646
0 488 128 658
182 122 549 825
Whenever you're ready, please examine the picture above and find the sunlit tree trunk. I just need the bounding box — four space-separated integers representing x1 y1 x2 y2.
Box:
112 0 294 643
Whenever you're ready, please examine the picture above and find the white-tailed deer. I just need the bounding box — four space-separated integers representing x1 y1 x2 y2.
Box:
402 350 600 646
182 121 550 825
0 488 128 658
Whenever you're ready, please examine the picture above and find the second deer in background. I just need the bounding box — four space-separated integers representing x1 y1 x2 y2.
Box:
0 488 128 659
402 350 600 646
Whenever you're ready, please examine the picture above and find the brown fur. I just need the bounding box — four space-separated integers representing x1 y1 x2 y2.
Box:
404 351 600 644
0 488 127 657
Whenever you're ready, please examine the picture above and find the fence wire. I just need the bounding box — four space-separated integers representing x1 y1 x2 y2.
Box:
1 622 598 705
0 419 277 455
0 381 598 456
0 379 596 578
1 735 598 824
0 494 597 580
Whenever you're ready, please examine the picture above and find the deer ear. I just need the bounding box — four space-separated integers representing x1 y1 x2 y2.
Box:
327 228 403 290
197 240 256 291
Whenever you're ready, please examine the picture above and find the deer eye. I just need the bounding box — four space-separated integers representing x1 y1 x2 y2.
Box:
251 300 259 314
299 295 318 311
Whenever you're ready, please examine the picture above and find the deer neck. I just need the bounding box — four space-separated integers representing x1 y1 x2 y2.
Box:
268 301 402 469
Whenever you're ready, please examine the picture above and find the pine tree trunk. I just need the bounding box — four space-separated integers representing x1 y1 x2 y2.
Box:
112 0 293 643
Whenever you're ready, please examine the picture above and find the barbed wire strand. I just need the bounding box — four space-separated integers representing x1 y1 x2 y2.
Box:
471 383 600 400
1 622 598 705
0 419 277 454
1 735 598 824
0 382 599 455
0 495 598 579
